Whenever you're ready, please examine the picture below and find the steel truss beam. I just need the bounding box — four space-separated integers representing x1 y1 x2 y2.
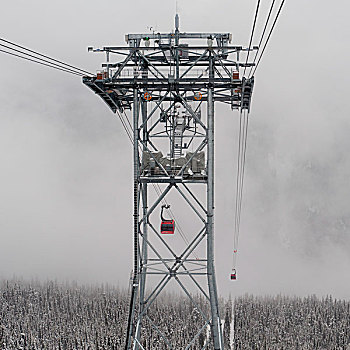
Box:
83 15 255 350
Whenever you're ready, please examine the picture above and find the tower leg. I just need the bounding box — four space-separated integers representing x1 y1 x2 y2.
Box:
125 88 140 350
207 54 224 350
134 100 148 350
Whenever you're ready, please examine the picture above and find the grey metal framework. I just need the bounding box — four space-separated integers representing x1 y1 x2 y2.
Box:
83 15 254 350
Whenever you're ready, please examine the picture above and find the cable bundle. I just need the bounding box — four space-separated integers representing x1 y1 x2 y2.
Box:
233 0 287 275
115 109 195 254
243 0 287 79
232 109 250 272
0 38 93 77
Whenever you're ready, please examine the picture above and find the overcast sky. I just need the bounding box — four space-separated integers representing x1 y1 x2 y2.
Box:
0 0 349 299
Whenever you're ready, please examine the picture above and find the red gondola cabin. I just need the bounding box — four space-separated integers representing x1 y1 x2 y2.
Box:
161 220 175 234
160 204 175 234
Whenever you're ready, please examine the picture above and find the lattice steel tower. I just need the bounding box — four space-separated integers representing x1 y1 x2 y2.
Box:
83 15 254 350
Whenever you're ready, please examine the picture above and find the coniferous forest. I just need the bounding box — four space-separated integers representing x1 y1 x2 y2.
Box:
1 280 349 349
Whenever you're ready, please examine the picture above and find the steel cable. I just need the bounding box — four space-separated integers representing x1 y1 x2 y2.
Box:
153 184 192 248
234 111 243 245
0 43 86 77
233 110 249 269
237 110 249 232
0 48 83 77
122 110 134 135
121 109 188 244
118 107 195 253
243 0 261 77
248 0 277 78
0 37 93 76
116 110 134 144
251 0 286 76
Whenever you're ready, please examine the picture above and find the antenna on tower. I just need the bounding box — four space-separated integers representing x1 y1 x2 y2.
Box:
175 13 179 32
175 0 180 32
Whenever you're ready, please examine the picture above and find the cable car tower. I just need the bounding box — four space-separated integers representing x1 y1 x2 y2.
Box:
83 14 254 350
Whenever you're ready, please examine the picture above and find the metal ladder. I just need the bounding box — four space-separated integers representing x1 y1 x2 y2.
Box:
172 116 185 158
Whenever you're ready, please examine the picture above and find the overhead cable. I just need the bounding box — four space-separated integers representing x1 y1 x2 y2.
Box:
0 48 83 77
251 0 286 76
122 110 135 135
243 0 261 77
237 110 249 231
234 112 245 247
233 109 249 269
118 107 195 253
116 110 134 144
0 37 93 76
0 43 86 77
153 184 193 250
249 0 276 78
